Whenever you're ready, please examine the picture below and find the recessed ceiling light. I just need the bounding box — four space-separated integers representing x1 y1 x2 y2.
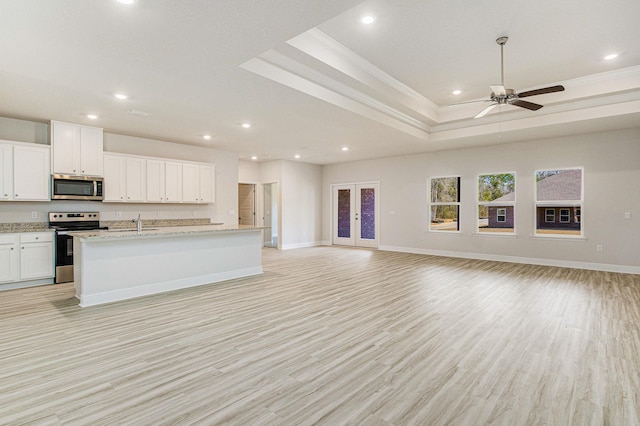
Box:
452 89 462 95
87 114 98 119
604 53 618 61
203 135 211 140
251 156 258 160
294 154 301 159
242 123 251 129
361 16 376 24
114 93 128 100
342 147 349 151
116 0 135 5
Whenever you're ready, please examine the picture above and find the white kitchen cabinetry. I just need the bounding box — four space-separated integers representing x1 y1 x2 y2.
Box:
0 232 54 285
183 163 215 203
103 152 213 204
103 154 146 202
19 233 54 280
51 121 103 177
0 234 19 283
0 141 50 201
165 161 182 203
146 159 165 202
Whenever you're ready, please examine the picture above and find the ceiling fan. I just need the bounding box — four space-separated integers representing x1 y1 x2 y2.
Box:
473 36 565 118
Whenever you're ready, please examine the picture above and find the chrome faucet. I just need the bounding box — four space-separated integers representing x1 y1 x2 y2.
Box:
136 214 142 233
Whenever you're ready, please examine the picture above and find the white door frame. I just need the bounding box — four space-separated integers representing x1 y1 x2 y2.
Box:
331 182 380 248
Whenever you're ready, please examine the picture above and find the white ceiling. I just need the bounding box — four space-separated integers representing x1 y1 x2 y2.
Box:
1 0 639 165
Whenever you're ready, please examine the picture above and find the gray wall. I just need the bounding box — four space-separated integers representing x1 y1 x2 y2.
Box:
322 128 640 272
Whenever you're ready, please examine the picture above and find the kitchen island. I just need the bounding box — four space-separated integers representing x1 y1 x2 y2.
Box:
71 225 264 307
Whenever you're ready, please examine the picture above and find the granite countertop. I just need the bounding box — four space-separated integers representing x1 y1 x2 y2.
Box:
69 224 266 241
0 223 51 233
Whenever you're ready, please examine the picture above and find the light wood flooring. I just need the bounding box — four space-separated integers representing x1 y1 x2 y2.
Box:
1 247 639 425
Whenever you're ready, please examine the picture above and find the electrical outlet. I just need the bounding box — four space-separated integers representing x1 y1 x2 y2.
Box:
116 211 122 218
597 244 603 252
157 211 163 218
624 212 632 219
31 212 38 219
193 211 198 217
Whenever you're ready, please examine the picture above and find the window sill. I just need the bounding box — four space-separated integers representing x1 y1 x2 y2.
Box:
426 230 463 235
531 234 587 242
473 232 518 239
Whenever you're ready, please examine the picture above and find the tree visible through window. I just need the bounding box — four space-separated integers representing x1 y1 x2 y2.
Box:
429 176 460 232
535 168 583 236
478 173 515 234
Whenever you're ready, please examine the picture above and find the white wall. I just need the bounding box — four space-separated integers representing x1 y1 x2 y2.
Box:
0 118 239 225
239 160 322 249
322 128 640 273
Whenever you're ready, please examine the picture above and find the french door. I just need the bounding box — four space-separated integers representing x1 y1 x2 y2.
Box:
332 183 379 248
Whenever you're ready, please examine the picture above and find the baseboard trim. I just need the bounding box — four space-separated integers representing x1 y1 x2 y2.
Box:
282 241 322 250
378 245 640 275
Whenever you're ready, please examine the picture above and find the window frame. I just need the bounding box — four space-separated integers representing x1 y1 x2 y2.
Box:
545 208 555 223
559 209 571 223
496 208 507 223
476 171 516 235
428 175 461 233
534 167 584 239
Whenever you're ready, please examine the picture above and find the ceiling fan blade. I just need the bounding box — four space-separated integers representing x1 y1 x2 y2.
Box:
474 103 498 118
449 99 493 106
511 99 543 111
518 85 565 98
490 85 506 96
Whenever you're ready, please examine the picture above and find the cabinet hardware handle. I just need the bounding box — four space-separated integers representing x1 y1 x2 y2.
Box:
10 248 13 250
35 237 39 240
15 194 18 197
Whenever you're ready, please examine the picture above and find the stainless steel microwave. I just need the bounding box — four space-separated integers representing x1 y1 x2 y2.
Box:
51 175 104 201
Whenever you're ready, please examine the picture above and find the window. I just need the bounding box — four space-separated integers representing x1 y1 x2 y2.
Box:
429 176 460 232
535 168 583 237
477 173 515 234
497 208 507 222
545 209 555 223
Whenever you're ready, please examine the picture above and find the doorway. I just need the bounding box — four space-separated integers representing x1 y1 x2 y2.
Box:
261 182 278 248
238 183 255 226
332 182 379 248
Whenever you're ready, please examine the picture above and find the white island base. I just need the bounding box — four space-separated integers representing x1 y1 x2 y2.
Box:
73 226 263 307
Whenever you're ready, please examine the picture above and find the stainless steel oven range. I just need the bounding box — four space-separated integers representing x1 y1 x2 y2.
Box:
49 212 106 284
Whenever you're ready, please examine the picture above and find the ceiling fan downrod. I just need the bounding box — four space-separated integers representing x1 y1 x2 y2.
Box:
496 36 508 87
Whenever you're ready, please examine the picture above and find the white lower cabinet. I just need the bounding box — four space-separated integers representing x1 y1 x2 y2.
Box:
0 232 54 284
0 234 20 283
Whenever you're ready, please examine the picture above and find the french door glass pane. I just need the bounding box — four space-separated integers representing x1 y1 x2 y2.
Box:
360 188 375 239
337 189 351 238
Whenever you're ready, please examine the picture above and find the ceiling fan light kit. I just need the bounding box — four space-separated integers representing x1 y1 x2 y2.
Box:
473 36 565 119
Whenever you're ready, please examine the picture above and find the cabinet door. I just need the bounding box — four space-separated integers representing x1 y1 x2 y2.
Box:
199 165 215 203
165 161 182 203
125 157 146 202
80 127 103 176
103 154 126 202
146 159 165 202
13 145 50 201
0 144 12 200
182 163 199 203
20 242 54 280
0 236 20 283
52 121 80 175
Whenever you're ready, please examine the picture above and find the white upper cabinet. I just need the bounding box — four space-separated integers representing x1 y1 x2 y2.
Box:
0 141 50 202
103 154 126 202
103 152 213 204
146 159 166 202
51 121 103 177
199 165 215 203
164 161 183 203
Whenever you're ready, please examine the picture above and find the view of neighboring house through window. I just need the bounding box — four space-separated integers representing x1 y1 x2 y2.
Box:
477 173 515 234
429 176 460 232
535 168 583 236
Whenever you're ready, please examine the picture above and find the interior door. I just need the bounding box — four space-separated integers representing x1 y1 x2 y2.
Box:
332 183 379 248
238 183 255 226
